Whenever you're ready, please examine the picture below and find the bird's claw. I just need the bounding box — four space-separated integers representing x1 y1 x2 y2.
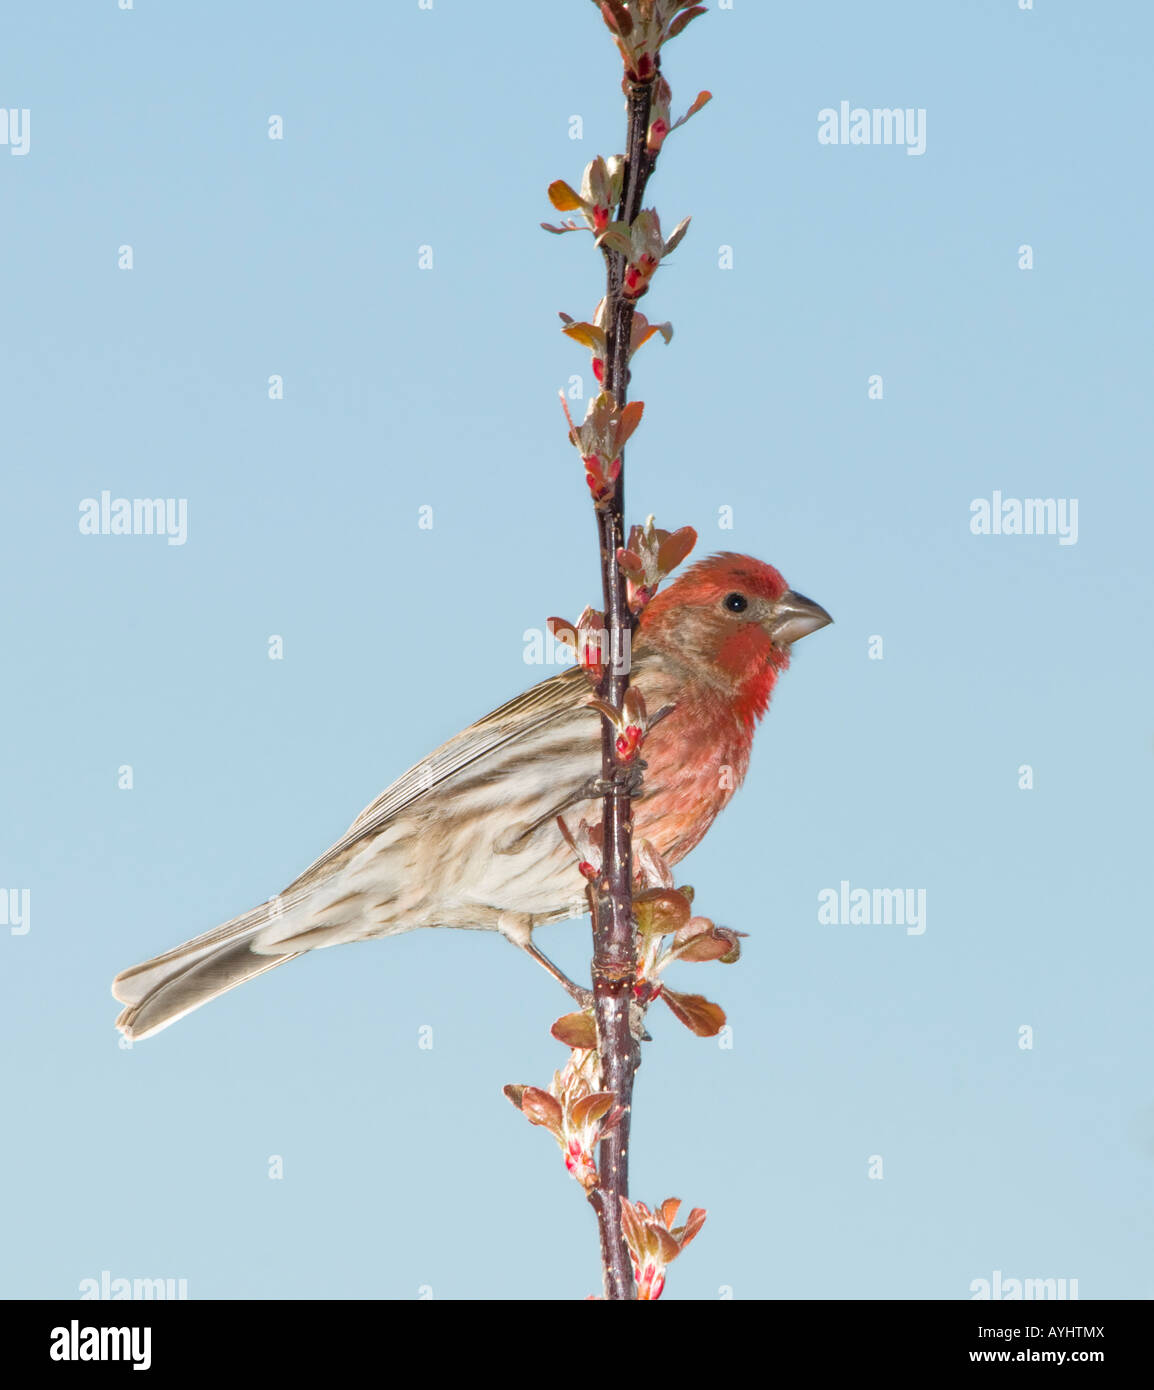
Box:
582 760 647 802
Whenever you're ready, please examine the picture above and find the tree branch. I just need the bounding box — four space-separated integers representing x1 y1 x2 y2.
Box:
586 69 658 1303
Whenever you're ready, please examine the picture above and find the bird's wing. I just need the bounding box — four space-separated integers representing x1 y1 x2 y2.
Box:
287 665 596 889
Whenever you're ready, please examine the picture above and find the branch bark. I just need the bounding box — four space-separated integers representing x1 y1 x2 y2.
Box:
587 72 658 1303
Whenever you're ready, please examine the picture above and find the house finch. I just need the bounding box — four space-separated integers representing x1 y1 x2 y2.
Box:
112 553 831 1039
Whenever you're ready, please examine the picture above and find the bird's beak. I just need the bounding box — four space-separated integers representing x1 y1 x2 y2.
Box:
767 590 833 647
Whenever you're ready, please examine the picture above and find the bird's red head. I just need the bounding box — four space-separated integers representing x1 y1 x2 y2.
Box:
639 552 832 726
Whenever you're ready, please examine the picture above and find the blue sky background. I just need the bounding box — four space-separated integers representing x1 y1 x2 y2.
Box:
1 0 1151 1300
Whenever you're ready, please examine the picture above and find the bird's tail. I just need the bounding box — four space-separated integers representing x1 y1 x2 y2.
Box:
112 901 303 1041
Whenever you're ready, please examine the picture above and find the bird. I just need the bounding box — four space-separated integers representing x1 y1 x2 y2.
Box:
112 552 831 1039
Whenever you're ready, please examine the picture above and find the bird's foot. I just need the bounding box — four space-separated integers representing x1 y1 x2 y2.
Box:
582 760 647 802
515 934 595 1010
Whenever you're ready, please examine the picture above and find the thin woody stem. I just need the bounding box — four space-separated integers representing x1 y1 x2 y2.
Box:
587 69 658 1303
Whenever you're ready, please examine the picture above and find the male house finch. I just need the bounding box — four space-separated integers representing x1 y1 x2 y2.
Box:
112 553 830 1039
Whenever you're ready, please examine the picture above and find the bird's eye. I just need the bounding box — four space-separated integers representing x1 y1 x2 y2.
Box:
723 592 748 613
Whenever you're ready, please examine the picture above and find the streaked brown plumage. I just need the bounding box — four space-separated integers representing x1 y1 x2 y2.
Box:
112 554 830 1039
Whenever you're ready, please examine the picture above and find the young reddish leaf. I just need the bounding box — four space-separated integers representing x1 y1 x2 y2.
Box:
671 918 746 964
635 888 692 937
547 616 578 649
571 1091 616 1131
658 1197 682 1230
541 220 581 235
657 525 697 575
598 1104 625 1139
620 1198 647 1254
551 1011 597 1050
664 5 707 43
556 816 603 880
615 398 645 449
622 685 647 726
672 90 713 131
652 1226 681 1264
585 696 622 729
661 988 727 1037
600 0 633 37
632 317 674 352
672 916 713 944
561 321 606 353
519 1086 564 1132
644 323 674 348
633 838 675 889
675 1207 708 1251
548 179 584 212
718 932 745 965
674 931 732 963
575 603 607 630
